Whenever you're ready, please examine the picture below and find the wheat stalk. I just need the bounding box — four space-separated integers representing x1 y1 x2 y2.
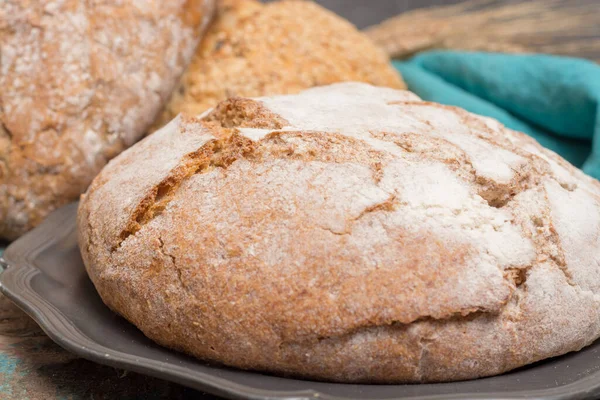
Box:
365 0 600 62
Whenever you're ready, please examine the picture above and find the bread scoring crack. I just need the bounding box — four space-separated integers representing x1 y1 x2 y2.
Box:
203 97 289 129
157 236 176 265
351 194 397 222
0 119 12 141
114 131 256 250
157 236 189 294
369 130 548 210
504 267 528 287
317 193 398 236
533 210 577 288
304 310 490 347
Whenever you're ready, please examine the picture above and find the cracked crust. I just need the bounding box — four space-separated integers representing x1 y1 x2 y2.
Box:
0 0 215 240
154 0 405 129
78 83 600 383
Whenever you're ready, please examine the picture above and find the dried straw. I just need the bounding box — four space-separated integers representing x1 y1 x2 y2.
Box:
365 0 600 62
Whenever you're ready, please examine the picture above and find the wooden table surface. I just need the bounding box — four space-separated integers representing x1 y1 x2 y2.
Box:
0 1 507 399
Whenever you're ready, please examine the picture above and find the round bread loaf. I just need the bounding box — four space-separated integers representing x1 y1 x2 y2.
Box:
78 83 600 383
0 0 214 239
155 0 405 128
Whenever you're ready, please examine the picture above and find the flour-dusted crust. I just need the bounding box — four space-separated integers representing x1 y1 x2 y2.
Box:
79 83 600 383
155 0 405 129
0 0 214 240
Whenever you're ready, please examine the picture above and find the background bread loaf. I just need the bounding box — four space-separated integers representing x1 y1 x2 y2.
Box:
156 0 405 128
79 83 600 383
0 0 214 239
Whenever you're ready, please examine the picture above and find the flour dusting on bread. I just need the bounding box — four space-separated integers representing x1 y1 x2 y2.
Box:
79 83 600 383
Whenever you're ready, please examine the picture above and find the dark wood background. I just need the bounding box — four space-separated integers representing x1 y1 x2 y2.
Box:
268 0 462 28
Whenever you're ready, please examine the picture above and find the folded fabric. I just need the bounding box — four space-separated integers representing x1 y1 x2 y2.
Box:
393 51 600 179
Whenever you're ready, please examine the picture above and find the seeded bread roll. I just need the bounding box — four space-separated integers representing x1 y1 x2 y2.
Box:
79 83 600 383
155 0 405 128
0 0 214 240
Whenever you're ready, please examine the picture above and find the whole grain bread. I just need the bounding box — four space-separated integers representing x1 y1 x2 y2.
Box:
78 83 600 383
0 0 214 240
155 0 405 129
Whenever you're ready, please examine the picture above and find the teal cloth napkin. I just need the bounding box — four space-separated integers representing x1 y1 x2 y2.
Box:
393 51 600 179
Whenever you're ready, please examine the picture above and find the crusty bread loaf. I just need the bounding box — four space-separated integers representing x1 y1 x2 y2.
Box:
78 83 600 383
0 0 214 240
155 0 405 128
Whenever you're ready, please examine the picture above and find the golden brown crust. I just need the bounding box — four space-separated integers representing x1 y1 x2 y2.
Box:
79 83 600 383
155 0 405 128
0 0 214 239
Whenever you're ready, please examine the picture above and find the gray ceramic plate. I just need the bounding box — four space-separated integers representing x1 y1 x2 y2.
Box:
3 203 600 400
